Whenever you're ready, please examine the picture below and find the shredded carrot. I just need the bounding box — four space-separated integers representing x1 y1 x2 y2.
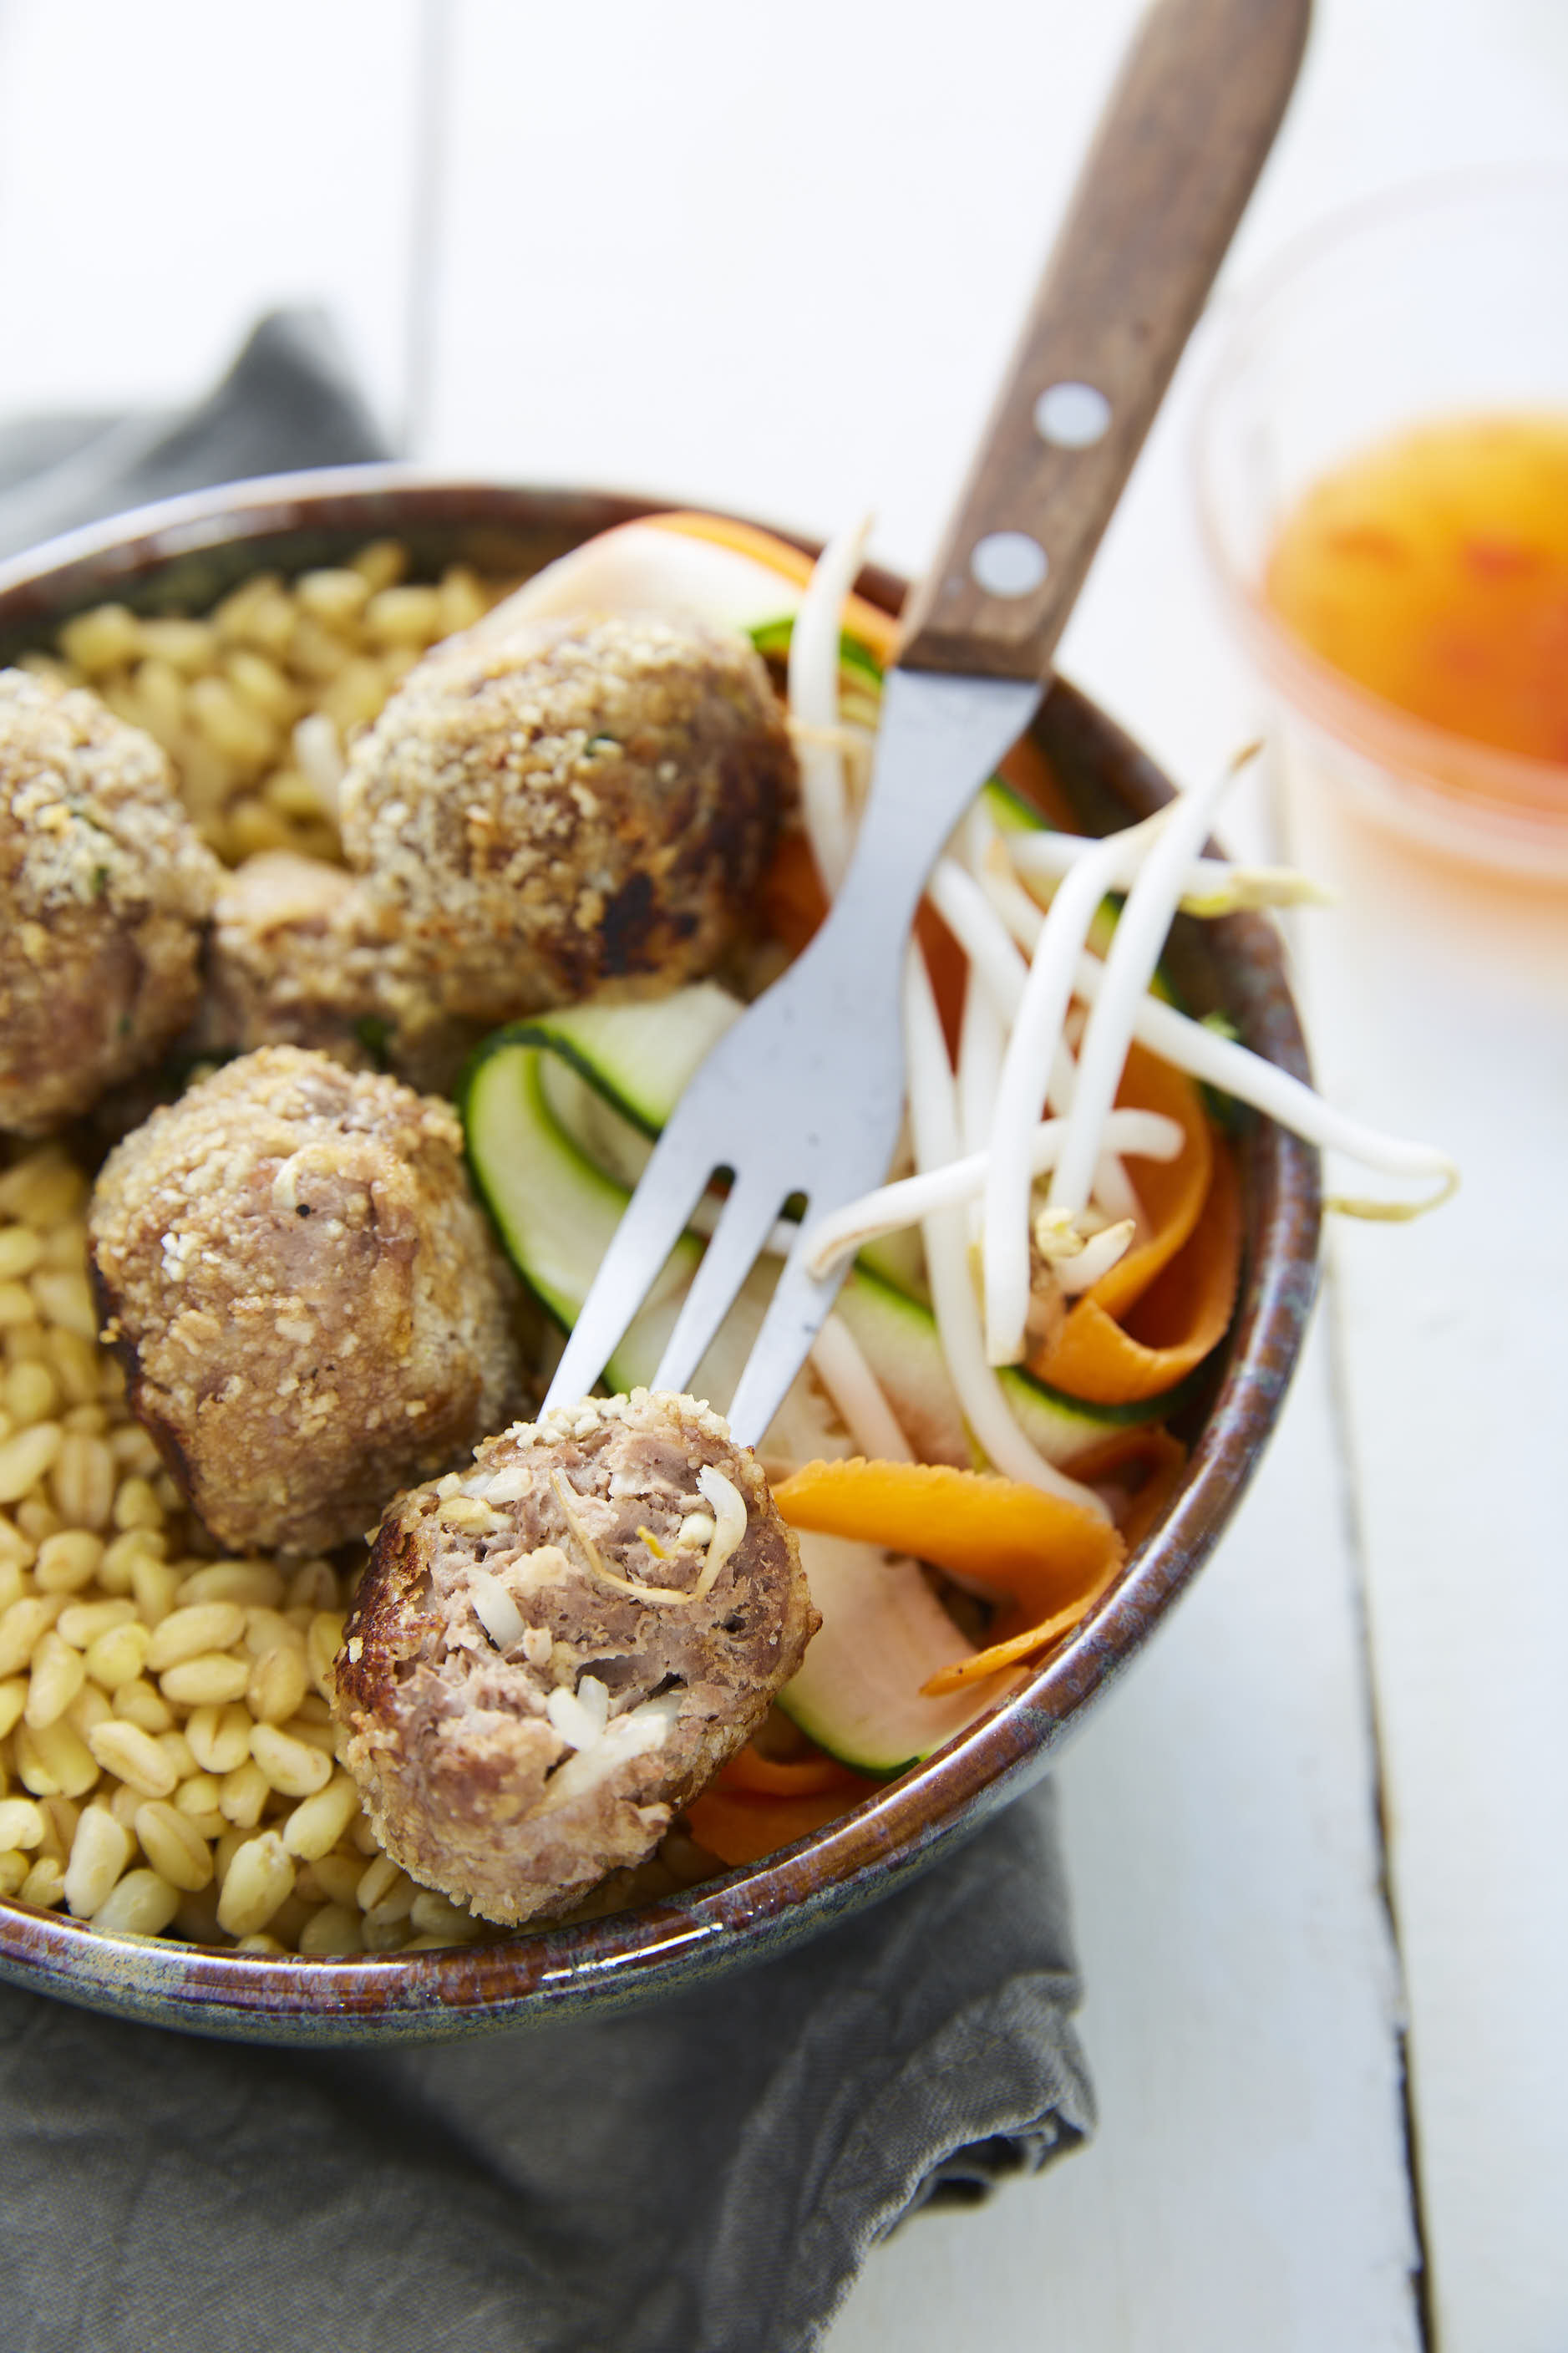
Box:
1083 1044 1214 1317
771 1456 1123 1640
1033 1137 1241 1406
1027 1045 1227 1405
920 1586 1107 1696
648 510 900 661
718 1744 863 1799
685 1781 875 1867
1067 1422 1190 1553
916 1426 1186 1695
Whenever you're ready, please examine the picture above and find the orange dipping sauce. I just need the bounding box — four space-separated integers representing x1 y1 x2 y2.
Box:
1264 413 1568 769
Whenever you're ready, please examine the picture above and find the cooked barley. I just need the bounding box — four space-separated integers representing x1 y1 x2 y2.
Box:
134 1801 214 1893
35 1531 104 1593
185 1702 252 1776
92 1868 181 1938
63 1807 132 1916
145 1602 246 1674
0 1423 63 1507
51 1433 115 1529
158 1652 251 1707
218 1759 269 1828
0 1678 26 1740
250 1721 332 1799
282 1773 361 1863
86 1718 178 1799
13 1717 99 1798
0 1798 45 1850
20 1857 65 1908
355 1852 404 1913
246 1643 309 1725
110 1675 172 1732
297 1902 364 1957
65 1684 111 1737
216 1831 294 1939
24 1630 86 1728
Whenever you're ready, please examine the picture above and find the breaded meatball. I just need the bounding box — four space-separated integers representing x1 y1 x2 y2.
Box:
337 613 796 1058
332 1390 820 1926
0 669 219 1134
88 1045 520 1555
186 851 383 1070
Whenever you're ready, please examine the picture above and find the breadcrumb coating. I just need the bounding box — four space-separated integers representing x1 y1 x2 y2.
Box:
337 612 796 1057
0 669 220 1133
89 1045 521 1554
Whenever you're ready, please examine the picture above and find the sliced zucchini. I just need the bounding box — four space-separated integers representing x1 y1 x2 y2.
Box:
463 988 1187 1453
748 614 885 694
780 1530 1000 1774
460 1025 699 1337
834 1262 1170 1469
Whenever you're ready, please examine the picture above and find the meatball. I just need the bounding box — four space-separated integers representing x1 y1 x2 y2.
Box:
0 669 219 1134
88 1046 520 1555
186 851 383 1070
337 613 796 1059
332 1390 820 1926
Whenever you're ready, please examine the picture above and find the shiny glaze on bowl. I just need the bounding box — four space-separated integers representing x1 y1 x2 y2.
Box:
0 472 1320 2042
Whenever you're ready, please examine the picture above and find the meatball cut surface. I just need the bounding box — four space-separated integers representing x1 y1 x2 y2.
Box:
89 1046 519 1555
0 669 219 1134
333 1390 820 1927
337 612 796 1050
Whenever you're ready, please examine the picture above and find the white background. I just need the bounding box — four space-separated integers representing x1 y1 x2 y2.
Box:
2 4 1565 2345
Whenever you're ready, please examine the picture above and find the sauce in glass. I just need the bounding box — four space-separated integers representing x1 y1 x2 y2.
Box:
1264 413 1568 768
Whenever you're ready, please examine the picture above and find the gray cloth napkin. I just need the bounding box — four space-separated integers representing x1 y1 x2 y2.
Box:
0 313 1094 2352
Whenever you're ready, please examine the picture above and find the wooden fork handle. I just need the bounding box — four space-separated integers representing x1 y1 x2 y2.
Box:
896 0 1310 680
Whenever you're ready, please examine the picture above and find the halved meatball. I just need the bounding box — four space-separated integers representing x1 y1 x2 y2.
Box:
0 669 220 1134
88 1045 520 1554
337 612 796 1063
332 1390 820 1927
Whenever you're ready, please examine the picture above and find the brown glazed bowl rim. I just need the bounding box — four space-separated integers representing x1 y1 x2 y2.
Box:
0 470 1320 2042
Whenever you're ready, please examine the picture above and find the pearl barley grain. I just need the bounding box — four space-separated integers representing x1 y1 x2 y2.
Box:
216 1832 295 1939
63 1807 132 1917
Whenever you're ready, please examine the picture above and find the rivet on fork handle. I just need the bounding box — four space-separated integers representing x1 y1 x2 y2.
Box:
897 0 1311 687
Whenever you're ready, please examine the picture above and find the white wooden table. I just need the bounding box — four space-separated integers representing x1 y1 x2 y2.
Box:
3 4 1565 2345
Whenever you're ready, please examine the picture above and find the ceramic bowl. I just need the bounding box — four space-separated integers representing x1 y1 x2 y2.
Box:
0 472 1320 2042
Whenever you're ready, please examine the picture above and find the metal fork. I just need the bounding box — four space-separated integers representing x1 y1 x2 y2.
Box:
544 0 1309 1449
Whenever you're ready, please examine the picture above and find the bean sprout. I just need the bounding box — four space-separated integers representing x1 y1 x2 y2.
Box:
1049 750 1251 1219
469 1570 527 1653
693 1464 748 1598
1070 957 1459 1215
788 514 873 893
1009 826 1331 916
982 811 1170 1366
902 947 1109 1517
802 1109 1182 1278
809 1313 915 1461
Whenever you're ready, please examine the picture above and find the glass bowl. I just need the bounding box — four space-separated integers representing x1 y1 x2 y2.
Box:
0 472 1318 2042
1195 170 1568 879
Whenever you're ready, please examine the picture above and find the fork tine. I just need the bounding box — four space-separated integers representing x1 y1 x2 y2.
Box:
543 1136 716 1411
650 1171 787 1400
726 1227 845 1449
